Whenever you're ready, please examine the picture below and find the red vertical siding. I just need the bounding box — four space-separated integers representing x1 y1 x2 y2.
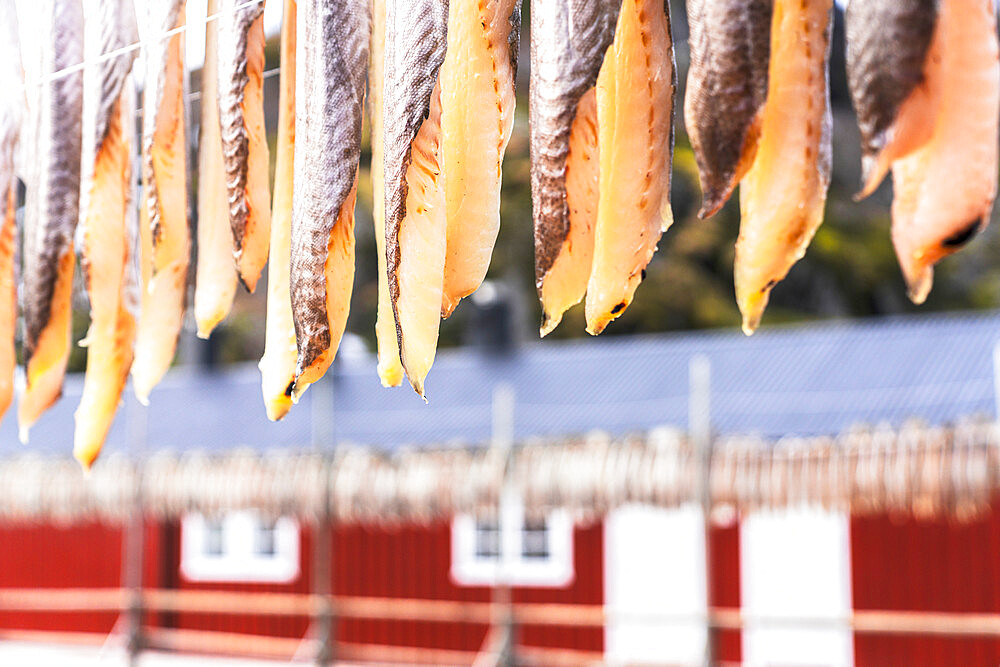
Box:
333 521 603 653
0 520 162 634
710 522 741 664
851 506 1000 666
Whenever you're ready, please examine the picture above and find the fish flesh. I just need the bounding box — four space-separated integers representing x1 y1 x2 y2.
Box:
74 0 139 468
0 0 21 427
384 0 448 397
846 0 937 199
369 0 403 386
289 0 368 398
132 0 189 404
194 0 239 338
218 0 271 293
850 0 999 304
19 0 84 440
734 0 832 334
259 0 297 420
530 0 618 336
438 0 520 317
584 0 675 335
685 0 771 218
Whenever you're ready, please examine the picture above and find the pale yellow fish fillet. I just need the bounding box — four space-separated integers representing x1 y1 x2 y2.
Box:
394 86 446 398
890 0 999 304
736 0 832 335
133 8 189 404
194 0 238 338
75 95 137 469
370 0 401 387
0 188 14 423
260 0 298 420
585 0 674 335
438 0 518 317
538 88 598 337
292 180 357 393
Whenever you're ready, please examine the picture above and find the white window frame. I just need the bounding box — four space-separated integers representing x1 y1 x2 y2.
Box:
180 511 300 584
450 492 574 588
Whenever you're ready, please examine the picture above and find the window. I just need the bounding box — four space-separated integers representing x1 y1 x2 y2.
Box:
451 494 573 587
180 511 300 583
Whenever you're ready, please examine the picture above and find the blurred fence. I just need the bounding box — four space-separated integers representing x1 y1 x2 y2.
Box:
0 418 993 525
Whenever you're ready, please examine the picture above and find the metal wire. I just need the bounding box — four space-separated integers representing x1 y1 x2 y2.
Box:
18 0 269 92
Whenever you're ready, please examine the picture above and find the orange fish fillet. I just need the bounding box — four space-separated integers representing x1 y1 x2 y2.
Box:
585 0 674 335
75 91 137 469
260 0 298 420
0 187 14 423
438 0 519 317
890 0 999 304
133 3 189 404
219 3 271 292
194 0 238 337
538 88 598 337
292 181 357 394
735 0 832 334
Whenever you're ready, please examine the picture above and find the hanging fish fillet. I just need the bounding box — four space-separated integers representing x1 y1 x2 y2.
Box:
132 0 189 404
259 0 298 420
846 0 937 199
368 0 403 387
384 0 448 397
74 0 139 469
685 0 772 218
218 0 271 293
19 0 84 440
530 0 618 336
850 0 999 304
289 0 368 399
194 0 238 338
0 0 21 428
437 0 520 317
735 0 832 334
584 0 675 335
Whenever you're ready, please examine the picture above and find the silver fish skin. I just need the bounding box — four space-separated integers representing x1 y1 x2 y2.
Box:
846 0 938 190
141 0 185 245
383 0 448 344
22 0 84 362
216 0 265 282
79 0 138 264
0 0 22 201
290 0 370 377
529 0 619 290
685 0 772 218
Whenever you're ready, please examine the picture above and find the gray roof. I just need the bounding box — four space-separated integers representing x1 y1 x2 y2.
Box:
5 310 1000 456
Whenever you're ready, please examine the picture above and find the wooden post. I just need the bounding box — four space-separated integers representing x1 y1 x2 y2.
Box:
311 377 335 666
121 395 148 667
492 383 517 667
689 355 716 667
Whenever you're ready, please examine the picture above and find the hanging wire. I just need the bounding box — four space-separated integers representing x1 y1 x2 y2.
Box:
18 0 269 93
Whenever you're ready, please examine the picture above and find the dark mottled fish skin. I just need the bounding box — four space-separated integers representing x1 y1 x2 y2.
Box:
290 0 369 375
508 3 521 78
529 0 619 288
0 0 22 203
685 0 771 218
383 0 448 347
846 0 938 187
141 0 184 246
217 0 264 256
79 0 138 286
22 0 84 361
